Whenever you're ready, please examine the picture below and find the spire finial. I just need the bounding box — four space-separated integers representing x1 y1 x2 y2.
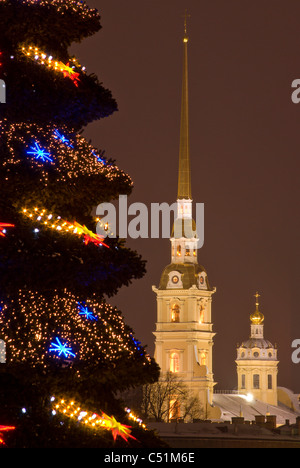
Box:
183 9 191 42
251 292 264 325
255 292 260 310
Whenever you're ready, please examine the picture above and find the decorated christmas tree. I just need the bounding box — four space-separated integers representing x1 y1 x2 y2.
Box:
0 0 159 447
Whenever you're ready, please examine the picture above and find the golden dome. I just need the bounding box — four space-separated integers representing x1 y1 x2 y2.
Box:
250 292 264 325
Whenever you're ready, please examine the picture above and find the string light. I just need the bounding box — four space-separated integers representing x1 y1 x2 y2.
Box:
50 396 136 443
0 405 143 446
20 45 81 87
130 334 144 356
0 289 152 367
125 408 147 430
0 120 133 188
0 0 100 22
21 207 109 249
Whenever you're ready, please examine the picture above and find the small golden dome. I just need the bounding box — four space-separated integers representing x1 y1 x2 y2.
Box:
250 292 264 325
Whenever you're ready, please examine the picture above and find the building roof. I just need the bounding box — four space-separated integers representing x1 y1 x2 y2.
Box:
213 390 300 426
159 263 211 290
239 338 274 350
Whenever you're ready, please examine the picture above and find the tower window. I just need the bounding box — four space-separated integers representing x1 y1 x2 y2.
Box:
199 299 206 324
177 245 181 257
200 352 207 366
185 247 190 256
268 375 273 390
253 374 260 389
241 374 246 389
171 305 180 323
199 309 204 324
170 352 180 373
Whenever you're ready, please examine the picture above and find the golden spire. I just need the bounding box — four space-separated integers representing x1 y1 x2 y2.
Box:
250 292 265 325
177 10 192 200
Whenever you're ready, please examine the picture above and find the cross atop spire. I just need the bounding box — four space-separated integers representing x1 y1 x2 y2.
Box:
254 292 260 309
250 292 264 326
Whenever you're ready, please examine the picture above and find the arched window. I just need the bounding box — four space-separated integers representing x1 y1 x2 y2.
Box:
253 374 260 389
171 304 180 323
200 352 207 366
241 374 246 389
170 352 180 373
199 299 206 323
177 245 181 257
268 375 273 390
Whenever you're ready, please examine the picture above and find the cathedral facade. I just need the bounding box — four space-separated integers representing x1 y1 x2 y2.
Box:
152 20 282 422
152 21 218 418
236 293 279 406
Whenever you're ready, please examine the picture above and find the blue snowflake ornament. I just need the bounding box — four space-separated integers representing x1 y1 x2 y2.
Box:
49 337 76 359
27 142 53 163
78 302 97 321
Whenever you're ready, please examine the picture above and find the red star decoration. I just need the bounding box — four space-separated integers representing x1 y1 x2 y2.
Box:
73 222 109 248
0 223 15 237
60 62 80 87
101 413 137 443
83 234 109 248
0 426 15 445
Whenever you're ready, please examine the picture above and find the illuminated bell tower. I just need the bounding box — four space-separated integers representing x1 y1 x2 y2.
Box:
152 16 217 417
236 293 279 406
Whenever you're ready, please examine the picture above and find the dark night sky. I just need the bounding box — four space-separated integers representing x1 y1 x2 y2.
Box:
72 1 300 392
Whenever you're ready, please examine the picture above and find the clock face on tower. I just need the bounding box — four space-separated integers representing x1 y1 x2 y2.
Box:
198 273 207 290
172 275 179 284
167 271 183 289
